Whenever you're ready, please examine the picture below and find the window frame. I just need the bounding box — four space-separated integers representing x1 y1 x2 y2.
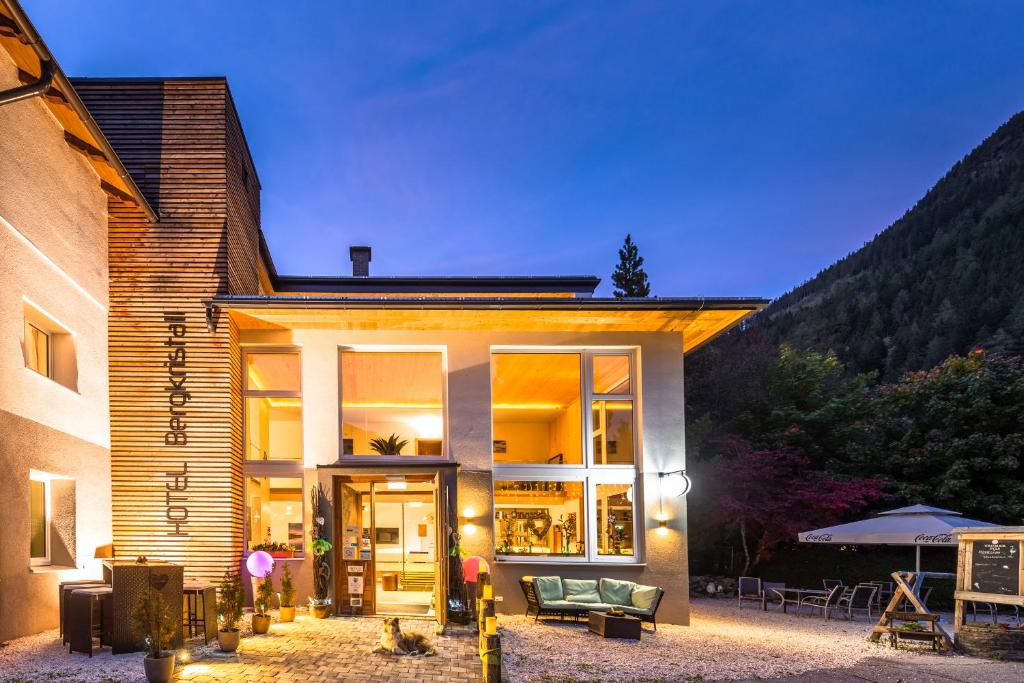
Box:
243 474 306 556
241 346 305 557
337 345 450 462
491 347 643 565
242 347 303 463
29 476 51 566
25 321 52 378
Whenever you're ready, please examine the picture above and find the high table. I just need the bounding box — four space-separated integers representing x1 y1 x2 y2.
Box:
102 560 184 654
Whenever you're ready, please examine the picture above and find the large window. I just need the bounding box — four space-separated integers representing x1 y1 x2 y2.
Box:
244 352 302 461
243 350 304 556
340 350 445 457
491 350 640 563
246 477 303 552
491 353 583 465
30 477 49 565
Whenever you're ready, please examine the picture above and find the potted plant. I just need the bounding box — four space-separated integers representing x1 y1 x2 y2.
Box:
252 571 274 634
369 433 408 455
216 570 244 652
131 572 177 683
252 540 297 559
279 564 296 622
309 484 333 618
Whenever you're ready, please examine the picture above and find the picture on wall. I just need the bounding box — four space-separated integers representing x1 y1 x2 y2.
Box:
493 440 507 454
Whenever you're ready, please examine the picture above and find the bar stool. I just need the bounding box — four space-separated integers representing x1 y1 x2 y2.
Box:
68 586 112 657
61 581 107 644
183 583 217 644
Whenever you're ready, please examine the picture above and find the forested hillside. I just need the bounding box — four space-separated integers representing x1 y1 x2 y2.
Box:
684 111 1024 578
731 110 1024 379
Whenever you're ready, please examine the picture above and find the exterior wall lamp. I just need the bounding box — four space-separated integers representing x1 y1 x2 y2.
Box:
658 469 692 498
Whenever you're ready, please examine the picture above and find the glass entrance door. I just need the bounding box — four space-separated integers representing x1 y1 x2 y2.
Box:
372 481 437 617
336 475 440 619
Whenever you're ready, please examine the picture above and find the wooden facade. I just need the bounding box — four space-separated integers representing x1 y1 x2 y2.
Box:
73 78 262 584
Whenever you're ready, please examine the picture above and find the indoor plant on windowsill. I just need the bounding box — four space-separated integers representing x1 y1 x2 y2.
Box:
131 571 177 683
215 570 244 652
278 564 296 622
252 571 274 634
252 540 297 559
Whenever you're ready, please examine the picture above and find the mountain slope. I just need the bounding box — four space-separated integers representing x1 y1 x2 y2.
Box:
721 111 1024 379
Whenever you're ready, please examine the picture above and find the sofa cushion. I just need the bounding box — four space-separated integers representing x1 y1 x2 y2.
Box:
568 602 612 611
534 576 564 604
600 578 636 606
631 584 660 611
563 578 601 603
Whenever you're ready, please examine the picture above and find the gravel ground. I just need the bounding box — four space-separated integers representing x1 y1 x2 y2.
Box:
501 598 952 682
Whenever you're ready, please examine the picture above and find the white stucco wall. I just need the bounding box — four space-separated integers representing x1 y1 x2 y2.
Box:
238 326 691 623
0 52 113 642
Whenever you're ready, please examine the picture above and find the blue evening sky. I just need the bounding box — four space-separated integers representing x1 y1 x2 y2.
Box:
26 1 1024 298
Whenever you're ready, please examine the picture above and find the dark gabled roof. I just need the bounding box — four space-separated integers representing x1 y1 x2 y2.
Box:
258 229 601 295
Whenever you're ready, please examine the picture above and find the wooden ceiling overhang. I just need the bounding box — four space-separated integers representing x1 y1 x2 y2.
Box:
210 296 768 354
0 0 155 221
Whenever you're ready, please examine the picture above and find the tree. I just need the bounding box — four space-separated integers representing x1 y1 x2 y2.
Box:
851 349 1024 522
611 234 650 298
710 437 884 574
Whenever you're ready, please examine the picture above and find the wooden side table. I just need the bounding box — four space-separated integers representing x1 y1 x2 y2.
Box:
588 610 641 640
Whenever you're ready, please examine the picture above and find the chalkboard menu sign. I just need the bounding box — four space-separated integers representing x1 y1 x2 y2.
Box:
971 539 1021 596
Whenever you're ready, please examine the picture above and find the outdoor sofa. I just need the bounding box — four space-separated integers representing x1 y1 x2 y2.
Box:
519 575 665 629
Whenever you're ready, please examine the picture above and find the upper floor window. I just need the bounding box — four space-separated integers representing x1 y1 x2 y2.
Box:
25 322 50 377
492 353 584 465
244 351 302 461
340 350 445 457
23 301 77 391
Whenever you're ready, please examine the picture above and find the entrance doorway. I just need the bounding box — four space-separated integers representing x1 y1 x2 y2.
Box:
335 474 443 620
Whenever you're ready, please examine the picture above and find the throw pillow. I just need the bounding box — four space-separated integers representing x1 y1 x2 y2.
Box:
631 584 659 610
599 577 635 606
533 576 564 603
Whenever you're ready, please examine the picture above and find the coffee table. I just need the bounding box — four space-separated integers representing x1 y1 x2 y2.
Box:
588 610 641 640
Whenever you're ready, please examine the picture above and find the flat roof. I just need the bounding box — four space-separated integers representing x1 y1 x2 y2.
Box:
210 294 768 352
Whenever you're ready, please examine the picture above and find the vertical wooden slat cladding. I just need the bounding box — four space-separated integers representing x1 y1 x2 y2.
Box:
73 79 259 584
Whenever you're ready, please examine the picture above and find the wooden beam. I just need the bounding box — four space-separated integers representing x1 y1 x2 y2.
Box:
954 590 1024 607
63 130 108 162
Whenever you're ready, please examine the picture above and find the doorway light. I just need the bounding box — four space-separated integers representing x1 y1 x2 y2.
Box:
386 475 407 491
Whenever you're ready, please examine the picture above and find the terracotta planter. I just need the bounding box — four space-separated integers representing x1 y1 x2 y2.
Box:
268 550 295 559
309 603 331 619
217 628 240 652
279 606 296 622
252 613 272 634
143 653 176 683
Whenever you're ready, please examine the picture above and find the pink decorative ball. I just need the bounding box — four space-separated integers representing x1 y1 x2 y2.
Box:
246 550 275 578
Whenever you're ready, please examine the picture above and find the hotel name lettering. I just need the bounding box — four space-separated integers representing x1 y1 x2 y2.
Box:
162 312 190 537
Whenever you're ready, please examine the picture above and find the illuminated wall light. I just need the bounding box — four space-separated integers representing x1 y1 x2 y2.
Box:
462 506 477 519
657 519 669 537
462 522 477 535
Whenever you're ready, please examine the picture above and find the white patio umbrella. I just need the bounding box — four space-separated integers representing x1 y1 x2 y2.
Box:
798 504 998 572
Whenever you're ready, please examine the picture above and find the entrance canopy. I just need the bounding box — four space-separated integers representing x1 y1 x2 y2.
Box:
799 504 998 571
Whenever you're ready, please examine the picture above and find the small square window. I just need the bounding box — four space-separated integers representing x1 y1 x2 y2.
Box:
593 355 631 395
246 477 303 553
25 322 50 377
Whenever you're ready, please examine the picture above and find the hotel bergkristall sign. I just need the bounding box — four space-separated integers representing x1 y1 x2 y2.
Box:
163 311 190 537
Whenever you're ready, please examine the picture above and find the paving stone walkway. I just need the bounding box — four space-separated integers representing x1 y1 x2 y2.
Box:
0 612 481 683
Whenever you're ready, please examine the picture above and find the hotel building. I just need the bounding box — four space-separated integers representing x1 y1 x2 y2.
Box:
0 0 765 638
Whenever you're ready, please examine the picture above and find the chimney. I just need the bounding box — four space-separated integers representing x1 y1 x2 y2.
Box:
349 246 371 277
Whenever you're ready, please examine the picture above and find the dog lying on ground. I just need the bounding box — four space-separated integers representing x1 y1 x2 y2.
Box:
371 617 437 656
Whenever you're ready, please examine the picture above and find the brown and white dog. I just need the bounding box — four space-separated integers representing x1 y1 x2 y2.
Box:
371 617 437 656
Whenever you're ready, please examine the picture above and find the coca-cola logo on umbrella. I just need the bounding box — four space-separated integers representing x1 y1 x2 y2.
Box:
914 533 953 544
805 533 833 542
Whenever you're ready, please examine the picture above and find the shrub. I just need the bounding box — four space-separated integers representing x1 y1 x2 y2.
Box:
217 570 244 631
279 564 296 608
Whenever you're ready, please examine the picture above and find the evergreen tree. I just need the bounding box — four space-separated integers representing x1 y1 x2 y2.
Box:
611 234 651 298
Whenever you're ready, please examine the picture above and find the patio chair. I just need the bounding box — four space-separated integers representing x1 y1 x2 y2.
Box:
837 584 877 621
762 582 786 610
822 579 843 592
799 585 844 620
737 577 762 610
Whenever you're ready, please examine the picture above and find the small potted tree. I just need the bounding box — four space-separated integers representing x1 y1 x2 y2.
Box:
279 564 296 622
131 572 177 683
216 570 243 652
252 571 274 634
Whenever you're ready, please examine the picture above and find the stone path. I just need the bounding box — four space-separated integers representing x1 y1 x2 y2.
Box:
0 612 481 683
